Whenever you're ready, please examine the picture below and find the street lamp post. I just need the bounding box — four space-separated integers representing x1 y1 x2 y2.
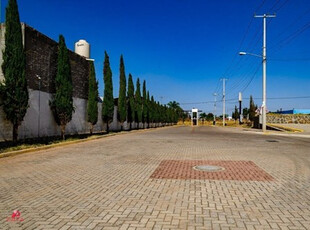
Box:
239 14 275 132
213 93 217 125
36 75 41 138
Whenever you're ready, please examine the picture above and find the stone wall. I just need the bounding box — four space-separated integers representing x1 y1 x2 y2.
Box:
0 23 170 141
0 24 96 141
24 25 89 99
267 114 310 124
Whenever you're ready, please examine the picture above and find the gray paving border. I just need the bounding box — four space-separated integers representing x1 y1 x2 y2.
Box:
0 126 176 159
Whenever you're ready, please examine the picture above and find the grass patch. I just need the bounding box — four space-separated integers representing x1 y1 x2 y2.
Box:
0 132 106 154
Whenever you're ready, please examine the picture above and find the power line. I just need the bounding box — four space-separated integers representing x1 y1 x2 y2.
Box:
213 0 268 95
256 0 268 12
270 21 310 53
269 57 310 62
268 0 281 12
226 62 260 95
214 79 221 95
272 6 310 41
179 96 310 105
224 20 273 96
273 0 291 12
239 64 261 93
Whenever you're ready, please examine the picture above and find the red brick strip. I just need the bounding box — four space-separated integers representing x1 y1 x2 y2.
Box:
150 160 274 181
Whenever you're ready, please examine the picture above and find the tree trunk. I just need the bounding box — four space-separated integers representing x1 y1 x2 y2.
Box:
106 122 109 133
129 121 132 130
12 123 18 143
90 124 93 135
61 125 66 140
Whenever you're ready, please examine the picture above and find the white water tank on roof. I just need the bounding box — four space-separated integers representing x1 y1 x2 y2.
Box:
75 39 90 58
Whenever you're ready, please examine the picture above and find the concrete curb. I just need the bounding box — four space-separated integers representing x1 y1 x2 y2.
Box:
267 123 304 133
0 126 175 159
207 125 310 138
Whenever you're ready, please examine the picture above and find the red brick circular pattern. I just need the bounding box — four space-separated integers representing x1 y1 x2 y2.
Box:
150 160 274 181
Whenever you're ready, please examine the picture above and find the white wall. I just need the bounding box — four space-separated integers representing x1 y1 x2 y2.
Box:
0 89 105 141
0 88 168 141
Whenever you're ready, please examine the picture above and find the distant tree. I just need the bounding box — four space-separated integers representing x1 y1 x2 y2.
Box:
219 114 229 119
142 80 147 128
118 55 127 130
232 105 239 122
167 101 180 109
200 113 207 119
155 102 161 124
0 0 28 143
102 51 114 133
50 35 74 140
162 105 167 124
127 74 135 130
167 100 184 122
243 107 249 119
135 78 142 128
200 112 214 121
249 95 256 122
87 61 98 134
206 113 214 121
146 91 150 127
150 96 155 125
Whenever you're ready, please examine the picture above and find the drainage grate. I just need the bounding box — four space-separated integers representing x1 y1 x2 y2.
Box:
266 140 279 143
193 165 225 172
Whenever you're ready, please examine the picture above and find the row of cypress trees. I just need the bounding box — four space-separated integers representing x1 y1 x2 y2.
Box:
0 0 178 141
0 0 77 141
101 52 179 132
0 0 29 142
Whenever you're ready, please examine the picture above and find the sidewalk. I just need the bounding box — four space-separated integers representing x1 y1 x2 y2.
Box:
213 124 310 138
270 123 310 134
1 126 309 229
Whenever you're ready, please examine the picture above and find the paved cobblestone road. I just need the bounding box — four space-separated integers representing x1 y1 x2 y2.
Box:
1 126 310 229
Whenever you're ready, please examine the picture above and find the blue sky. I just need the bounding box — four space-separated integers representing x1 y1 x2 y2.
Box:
3 0 310 115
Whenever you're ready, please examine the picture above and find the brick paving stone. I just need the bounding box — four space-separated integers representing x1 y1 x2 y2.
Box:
150 160 273 181
0 126 310 229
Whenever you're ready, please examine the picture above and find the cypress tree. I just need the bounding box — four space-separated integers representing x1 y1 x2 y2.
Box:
162 105 166 124
127 74 135 130
155 102 160 125
102 51 114 133
150 96 155 126
0 0 28 142
142 80 147 128
146 91 150 127
249 95 256 122
233 105 239 123
118 55 127 130
163 105 167 124
50 35 74 140
87 61 98 134
135 78 142 128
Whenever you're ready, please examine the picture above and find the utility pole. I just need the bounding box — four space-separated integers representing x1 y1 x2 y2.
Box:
221 78 228 127
213 93 217 125
160 96 163 105
36 75 41 138
254 14 276 132
239 92 242 124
